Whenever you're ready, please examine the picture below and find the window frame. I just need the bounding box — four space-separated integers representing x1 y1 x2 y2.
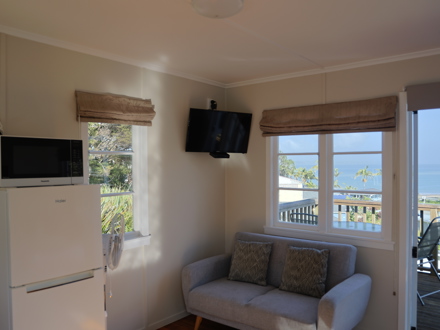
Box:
265 132 394 250
81 123 150 250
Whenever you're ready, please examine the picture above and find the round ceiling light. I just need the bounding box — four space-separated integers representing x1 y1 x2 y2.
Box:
192 0 244 19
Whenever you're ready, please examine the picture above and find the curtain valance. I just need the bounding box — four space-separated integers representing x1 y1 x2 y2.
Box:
259 96 397 136
406 82 440 112
75 91 156 126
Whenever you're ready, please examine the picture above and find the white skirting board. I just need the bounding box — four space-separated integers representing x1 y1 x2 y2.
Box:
146 310 189 330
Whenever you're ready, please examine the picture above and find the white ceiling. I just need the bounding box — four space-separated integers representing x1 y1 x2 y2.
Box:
1 0 440 87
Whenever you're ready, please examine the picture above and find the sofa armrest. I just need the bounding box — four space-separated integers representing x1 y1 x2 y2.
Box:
181 254 232 308
317 273 372 330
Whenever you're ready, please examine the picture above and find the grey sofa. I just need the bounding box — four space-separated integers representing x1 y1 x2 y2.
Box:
182 232 371 330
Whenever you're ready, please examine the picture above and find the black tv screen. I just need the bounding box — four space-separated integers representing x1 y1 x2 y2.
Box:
185 108 252 157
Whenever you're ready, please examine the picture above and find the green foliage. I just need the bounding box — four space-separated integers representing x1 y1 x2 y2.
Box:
279 152 319 188
418 198 440 205
88 123 132 152
100 185 134 234
88 123 134 233
293 166 318 188
278 153 318 188
354 166 381 187
88 123 133 191
334 168 341 188
279 154 296 178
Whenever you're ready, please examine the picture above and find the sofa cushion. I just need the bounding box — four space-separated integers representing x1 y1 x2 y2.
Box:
188 277 275 324
279 246 329 298
235 232 356 290
228 240 273 286
246 289 320 330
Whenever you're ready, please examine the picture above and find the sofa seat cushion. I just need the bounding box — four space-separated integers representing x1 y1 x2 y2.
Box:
188 277 275 324
246 289 320 330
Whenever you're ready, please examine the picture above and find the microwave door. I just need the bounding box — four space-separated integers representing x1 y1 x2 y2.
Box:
0 136 84 188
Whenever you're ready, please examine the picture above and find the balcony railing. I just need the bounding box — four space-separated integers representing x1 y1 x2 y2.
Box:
418 203 440 235
279 198 381 230
280 199 440 235
279 199 318 225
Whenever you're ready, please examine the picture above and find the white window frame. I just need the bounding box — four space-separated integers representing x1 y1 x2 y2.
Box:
265 132 394 250
81 123 150 249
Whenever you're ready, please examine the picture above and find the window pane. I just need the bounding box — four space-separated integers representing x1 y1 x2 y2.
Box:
89 154 133 191
279 190 318 226
88 123 132 152
333 192 382 232
417 110 440 237
334 154 381 191
100 194 134 234
279 135 318 153
279 155 318 189
334 132 381 152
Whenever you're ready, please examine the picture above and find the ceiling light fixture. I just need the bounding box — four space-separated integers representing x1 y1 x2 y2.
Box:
192 0 244 19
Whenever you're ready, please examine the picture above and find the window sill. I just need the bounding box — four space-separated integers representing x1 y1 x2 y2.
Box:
264 225 395 251
124 232 151 250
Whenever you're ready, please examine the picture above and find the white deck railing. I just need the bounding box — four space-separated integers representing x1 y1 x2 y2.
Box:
280 199 440 235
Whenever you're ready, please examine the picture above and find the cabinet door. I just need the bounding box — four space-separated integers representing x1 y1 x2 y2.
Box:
7 185 103 287
11 269 105 330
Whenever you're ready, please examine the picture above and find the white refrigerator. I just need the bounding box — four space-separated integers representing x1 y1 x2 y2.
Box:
0 185 106 330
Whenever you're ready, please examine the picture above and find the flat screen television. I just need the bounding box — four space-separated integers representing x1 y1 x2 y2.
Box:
185 108 252 158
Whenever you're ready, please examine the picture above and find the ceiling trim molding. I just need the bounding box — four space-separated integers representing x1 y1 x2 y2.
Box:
1 24 440 90
225 48 440 88
0 25 226 88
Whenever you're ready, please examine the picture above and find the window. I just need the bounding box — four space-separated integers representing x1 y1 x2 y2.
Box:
82 122 150 248
267 131 393 249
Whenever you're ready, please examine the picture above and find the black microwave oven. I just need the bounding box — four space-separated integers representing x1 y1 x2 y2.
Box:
0 136 84 188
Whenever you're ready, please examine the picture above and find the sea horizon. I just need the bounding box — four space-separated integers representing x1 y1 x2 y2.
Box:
290 163 440 195
417 163 440 195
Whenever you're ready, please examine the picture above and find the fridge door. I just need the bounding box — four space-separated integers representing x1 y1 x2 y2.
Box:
11 268 105 330
7 185 103 287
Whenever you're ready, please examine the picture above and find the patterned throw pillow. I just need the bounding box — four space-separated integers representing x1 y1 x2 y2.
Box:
279 246 329 298
228 240 273 286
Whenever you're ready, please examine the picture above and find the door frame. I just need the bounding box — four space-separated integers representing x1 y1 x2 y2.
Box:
398 91 418 329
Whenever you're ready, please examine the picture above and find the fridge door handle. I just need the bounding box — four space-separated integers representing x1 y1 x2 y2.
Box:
22 269 100 293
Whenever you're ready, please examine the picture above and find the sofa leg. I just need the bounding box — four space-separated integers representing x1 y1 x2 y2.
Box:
194 315 203 330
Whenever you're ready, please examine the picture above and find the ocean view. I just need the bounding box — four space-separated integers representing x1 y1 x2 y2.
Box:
418 164 440 195
294 163 440 195
333 164 382 191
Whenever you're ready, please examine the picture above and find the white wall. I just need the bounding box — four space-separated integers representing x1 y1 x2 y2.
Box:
0 34 227 330
225 54 440 330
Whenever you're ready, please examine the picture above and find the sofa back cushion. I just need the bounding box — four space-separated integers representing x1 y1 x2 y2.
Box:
234 232 357 291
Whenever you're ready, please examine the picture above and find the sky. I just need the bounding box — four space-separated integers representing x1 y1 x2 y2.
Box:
418 109 440 165
279 132 381 154
279 132 382 167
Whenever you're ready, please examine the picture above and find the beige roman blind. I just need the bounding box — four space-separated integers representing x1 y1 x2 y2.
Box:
259 96 397 136
406 82 440 112
75 91 156 126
